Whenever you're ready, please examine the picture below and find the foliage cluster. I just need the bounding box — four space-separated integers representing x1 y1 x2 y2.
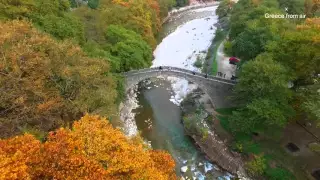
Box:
0 0 85 44
216 0 234 19
0 114 177 179
193 56 203 68
227 0 320 133
246 155 267 176
182 108 209 139
0 20 119 138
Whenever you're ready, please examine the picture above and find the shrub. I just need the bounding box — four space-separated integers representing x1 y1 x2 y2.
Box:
246 155 267 176
88 0 99 9
193 56 203 68
308 142 320 154
223 40 233 56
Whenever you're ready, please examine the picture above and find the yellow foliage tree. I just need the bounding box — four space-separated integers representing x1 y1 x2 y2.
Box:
0 20 118 138
0 114 177 180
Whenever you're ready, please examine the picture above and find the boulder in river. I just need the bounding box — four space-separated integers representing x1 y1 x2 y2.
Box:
181 166 188 173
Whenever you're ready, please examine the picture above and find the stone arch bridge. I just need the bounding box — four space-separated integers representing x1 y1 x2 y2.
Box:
123 66 236 108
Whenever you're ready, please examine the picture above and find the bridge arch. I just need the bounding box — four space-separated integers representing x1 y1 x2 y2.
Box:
123 66 236 108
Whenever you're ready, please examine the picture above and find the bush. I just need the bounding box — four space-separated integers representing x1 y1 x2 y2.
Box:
223 40 233 56
216 0 234 18
214 28 226 42
308 142 320 154
183 113 209 139
88 0 99 9
193 56 203 68
175 0 188 7
246 155 267 176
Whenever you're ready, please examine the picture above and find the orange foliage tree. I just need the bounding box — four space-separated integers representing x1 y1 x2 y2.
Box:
0 114 177 180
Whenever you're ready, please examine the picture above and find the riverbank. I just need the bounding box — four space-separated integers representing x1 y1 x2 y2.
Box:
180 89 247 178
161 1 219 25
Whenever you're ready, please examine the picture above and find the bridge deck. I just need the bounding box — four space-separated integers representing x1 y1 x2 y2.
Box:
124 66 236 85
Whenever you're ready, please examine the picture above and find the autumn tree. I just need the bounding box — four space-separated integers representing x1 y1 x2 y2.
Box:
268 18 320 84
0 20 118 138
0 114 177 180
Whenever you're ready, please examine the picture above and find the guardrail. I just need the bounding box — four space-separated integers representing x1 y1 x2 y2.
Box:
124 66 236 84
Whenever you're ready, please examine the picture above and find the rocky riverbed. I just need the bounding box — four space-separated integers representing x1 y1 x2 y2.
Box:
180 89 247 178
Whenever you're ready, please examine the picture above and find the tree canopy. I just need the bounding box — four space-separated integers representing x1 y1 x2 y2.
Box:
0 20 118 138
227 0 320 134
230 54 294 133
0 114 177 179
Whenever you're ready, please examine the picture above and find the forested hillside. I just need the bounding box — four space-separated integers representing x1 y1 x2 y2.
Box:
0 0 180 137
217 0 320 179
0 0 185 178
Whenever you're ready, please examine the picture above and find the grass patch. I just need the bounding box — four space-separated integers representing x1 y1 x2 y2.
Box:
211 45 219 75
204 28 227 75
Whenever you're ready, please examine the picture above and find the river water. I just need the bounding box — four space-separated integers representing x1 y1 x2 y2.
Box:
121 4 232 180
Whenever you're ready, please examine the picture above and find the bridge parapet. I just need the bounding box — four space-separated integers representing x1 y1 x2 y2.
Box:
124 66 236 85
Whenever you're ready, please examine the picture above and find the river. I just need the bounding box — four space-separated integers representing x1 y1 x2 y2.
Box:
121 4 232 180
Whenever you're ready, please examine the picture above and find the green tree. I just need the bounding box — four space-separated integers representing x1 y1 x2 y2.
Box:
230 54 294 133
230 5 289 60
106 25 153 72
278 0 304 14
88 0 99 9
157 0 175 19
0 0 36 20
298 80 320 126
216 0 234 18
36 14 85 43
175 0 188 7
68 0 77 7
